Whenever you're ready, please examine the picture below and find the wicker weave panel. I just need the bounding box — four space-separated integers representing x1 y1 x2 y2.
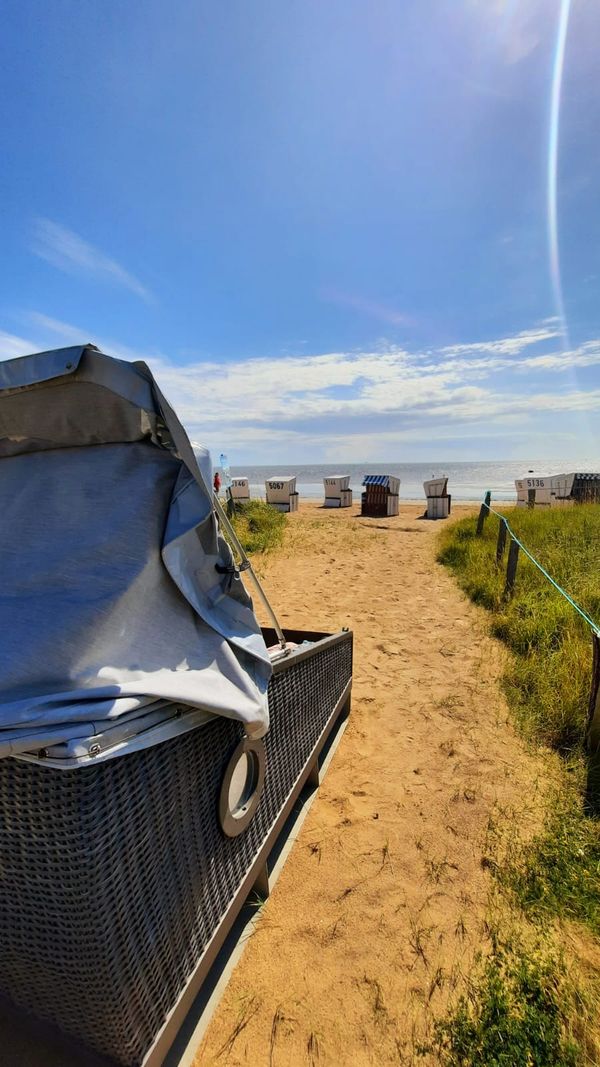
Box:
0 635 351 1066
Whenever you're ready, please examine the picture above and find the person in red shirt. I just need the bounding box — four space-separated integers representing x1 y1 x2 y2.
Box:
213 471 221 494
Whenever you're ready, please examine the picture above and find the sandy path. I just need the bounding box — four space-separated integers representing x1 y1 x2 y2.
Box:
197 503 541 1066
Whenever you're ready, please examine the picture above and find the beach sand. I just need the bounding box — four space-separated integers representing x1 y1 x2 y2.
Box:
0 501 541 1066
196 502 541 1065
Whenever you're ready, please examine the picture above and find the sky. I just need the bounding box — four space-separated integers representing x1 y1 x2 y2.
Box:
1 0 600 463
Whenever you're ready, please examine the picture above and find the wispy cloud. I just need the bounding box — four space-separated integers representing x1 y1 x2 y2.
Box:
1 315 599 462
31 219 152 303
440 326 559 358
25 312 159 364
0 330 37 360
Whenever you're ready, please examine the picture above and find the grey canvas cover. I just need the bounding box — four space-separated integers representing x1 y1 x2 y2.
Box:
0 344 271 759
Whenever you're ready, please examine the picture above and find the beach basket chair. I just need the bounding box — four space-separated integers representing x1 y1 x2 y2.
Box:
361 474 400 517
0 344 352 1066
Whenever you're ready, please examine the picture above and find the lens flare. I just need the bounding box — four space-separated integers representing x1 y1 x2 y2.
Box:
548 0 572 349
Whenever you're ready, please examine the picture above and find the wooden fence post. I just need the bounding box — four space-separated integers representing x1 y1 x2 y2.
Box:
504 538 520 597
496 519 507 565
476 491 492 536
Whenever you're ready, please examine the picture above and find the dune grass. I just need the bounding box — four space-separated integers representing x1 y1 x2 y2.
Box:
436 505 600 1064
419 928 582 1067
495 777 600 939
437 507 600 925
438 505 600 754
228 499 286 555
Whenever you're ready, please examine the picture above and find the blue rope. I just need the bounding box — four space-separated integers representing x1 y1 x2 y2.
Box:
482 497 600 636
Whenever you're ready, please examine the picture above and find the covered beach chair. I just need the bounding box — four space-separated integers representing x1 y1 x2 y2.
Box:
423 476 451 519
0 344 352 1066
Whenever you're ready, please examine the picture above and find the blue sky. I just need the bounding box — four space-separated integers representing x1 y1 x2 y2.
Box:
1 0 600 463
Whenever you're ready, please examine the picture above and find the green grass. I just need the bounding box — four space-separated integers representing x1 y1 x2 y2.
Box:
438 508 600 934
438 505 600 754
493 775 600 939
436 505 600 1064
419 932 582 1067
228 499 286 554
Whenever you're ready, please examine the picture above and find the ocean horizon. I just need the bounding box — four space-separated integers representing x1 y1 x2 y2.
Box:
223 460 600 502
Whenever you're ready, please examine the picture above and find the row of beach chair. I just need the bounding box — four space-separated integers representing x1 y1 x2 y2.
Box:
227 474 451 518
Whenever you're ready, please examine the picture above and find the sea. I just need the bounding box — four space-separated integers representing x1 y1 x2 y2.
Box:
226 460 600 503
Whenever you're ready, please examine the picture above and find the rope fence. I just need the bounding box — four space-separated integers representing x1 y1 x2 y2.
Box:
475 493 600 757
476 491 600 637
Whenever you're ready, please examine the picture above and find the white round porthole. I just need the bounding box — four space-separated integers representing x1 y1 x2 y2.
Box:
219 738 266 837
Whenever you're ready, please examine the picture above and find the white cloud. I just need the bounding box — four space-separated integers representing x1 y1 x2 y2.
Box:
31 220 152 303
0 330 37 360
519 341 600 372
26 313 159 364
440 326 560 358
1 315 599 462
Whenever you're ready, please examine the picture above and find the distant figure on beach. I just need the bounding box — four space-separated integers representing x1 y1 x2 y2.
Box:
213 471 221 495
